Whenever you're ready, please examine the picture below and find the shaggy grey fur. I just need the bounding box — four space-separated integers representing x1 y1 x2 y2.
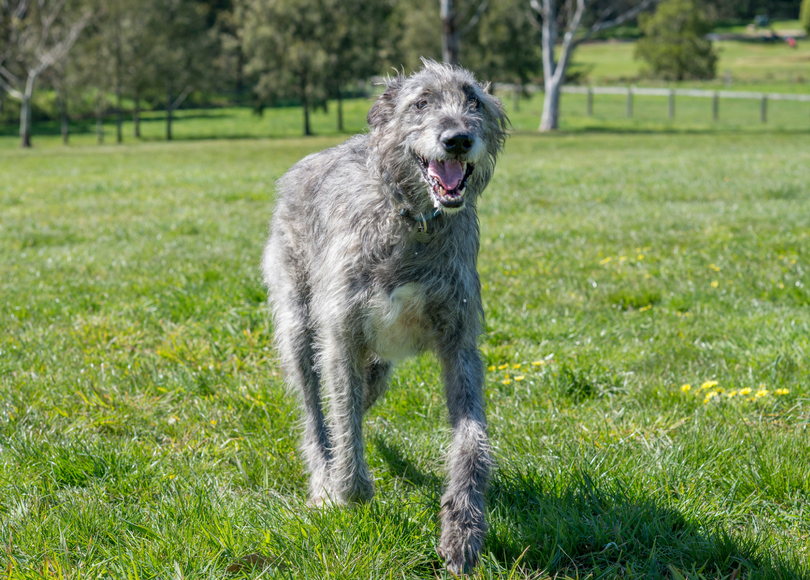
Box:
262 60 508 574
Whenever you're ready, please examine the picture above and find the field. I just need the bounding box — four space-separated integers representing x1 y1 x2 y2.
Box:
2 96 810 579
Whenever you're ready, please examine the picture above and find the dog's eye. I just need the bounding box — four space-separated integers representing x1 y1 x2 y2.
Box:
415 100 428 110
468 97 480 108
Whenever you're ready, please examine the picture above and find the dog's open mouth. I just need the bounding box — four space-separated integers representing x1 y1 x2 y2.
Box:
416 156 474 209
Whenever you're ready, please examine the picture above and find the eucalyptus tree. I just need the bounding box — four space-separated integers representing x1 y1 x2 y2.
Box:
239 0 330 136
325 0 392 131
528 0 661 131
146 0 214 140
0 0 92 147
464 0 543 89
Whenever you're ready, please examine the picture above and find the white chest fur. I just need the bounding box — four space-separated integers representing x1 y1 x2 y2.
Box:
366 282 428 361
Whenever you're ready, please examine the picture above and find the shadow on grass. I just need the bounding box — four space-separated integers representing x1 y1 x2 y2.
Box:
375 436 804 579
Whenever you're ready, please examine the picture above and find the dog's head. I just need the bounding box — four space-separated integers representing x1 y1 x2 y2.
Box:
368 60 508 214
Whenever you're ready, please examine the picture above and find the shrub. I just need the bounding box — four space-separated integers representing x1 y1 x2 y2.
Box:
634 0 718 81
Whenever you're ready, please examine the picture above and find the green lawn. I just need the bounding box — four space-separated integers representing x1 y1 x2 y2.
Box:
2 108 810 578
574 37 810 88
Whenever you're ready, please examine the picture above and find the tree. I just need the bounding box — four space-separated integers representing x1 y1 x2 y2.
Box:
324 0 392 131
801 0 810 36
239 0 329 136
528 0 660 131
147 0 213 140
0 0 92 147
440 0 488 65
635 0 717 81
464 0 543 88
240 0 389 136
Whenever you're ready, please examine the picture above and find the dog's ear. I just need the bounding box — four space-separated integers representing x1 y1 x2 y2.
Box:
367 75 402 129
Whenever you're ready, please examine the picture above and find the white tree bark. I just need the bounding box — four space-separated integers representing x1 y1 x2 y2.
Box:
0 1 92 147
530 0 660 132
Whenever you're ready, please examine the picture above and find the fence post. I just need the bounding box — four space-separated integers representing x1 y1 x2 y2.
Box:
760 95 767 123
587 87 593 116
712 92 719 121
668 89 675 119
626 87 633 118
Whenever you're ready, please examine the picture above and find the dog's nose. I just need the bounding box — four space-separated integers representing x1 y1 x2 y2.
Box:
442 133 474 155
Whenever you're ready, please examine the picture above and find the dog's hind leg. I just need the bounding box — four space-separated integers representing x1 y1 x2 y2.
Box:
363 357 393 413
271 281 333 505
436 346 491 574
321 331 375 504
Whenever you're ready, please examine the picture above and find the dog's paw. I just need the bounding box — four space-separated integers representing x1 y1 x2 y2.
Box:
437 534 480 576
307 493 342 509
437 498 485 575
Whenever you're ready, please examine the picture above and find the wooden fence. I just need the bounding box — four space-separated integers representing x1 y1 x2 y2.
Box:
495 83 810 123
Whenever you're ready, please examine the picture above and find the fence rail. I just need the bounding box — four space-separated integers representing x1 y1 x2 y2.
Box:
493 83 810 123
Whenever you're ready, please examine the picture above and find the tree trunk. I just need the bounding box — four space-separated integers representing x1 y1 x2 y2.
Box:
166 81 173 141
19 73 37 148
20 93 32 148
133 90 141 138
337 92 343 132
115 14 123 144
303 96 311 136
236 44 245 98
116 86 123 144
96 92 104 144
57 90 69 145
540 77 562 131
440 0 460 65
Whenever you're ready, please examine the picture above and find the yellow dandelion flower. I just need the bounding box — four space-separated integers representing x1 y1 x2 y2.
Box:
727 390 737 397
639 305 652 312
637 254 644 260
700 380 718 390
709 264 721 272
502 379 512 385
515 376 525 382
513 363 522 369
739 388 752 396
680 384 691 392
487 365 496 372
210 419 217 426
599 257 611 265
710 280 719 288
755 389 769 398
774 388 790 396
532 361 545 366
703 392 717 403
498 364 508 370
619 256 627 262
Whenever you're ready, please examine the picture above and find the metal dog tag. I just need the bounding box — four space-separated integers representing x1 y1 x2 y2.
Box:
412 215 431 243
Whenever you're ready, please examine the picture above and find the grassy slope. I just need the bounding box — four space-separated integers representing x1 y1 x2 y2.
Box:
1 109 810 578
573 38 810 88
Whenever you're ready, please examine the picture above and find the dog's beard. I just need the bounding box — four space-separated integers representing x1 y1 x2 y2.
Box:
414 155 475 210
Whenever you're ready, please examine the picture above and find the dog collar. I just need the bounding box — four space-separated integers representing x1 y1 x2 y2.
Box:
399 207 442 243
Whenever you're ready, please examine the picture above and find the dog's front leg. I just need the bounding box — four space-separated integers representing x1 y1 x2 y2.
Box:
437 347 490 574
321 333 375 505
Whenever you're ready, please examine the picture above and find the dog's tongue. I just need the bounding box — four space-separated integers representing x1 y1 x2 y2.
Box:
428 160 464 191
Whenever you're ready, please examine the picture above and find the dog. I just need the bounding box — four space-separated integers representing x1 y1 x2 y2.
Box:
262 60 507 573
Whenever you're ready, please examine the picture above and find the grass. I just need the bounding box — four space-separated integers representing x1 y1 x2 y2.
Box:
573 37 810 88
2 97 810 579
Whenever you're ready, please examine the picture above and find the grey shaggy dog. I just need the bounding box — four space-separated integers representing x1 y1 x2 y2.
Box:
262 60 508 573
